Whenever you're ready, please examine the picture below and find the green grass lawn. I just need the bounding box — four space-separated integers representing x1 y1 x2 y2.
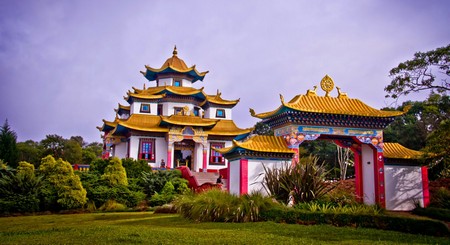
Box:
0 212 448 244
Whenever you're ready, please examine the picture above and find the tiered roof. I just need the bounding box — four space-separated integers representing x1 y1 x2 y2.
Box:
140 46 209 83
251 75 406 129
383 143 423 159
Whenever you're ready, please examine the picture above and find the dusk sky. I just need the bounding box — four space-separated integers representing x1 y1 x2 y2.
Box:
1 0 449 143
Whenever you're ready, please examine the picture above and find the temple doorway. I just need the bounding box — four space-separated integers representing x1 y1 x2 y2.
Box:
174 139 195 170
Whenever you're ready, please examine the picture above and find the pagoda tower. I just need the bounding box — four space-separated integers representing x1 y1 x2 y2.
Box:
98 47 252 171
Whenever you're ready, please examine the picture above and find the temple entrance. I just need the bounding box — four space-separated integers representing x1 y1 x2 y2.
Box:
174 139 195 170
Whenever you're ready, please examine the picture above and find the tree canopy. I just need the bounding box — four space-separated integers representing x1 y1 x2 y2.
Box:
0 119 18 168
385 44 449 99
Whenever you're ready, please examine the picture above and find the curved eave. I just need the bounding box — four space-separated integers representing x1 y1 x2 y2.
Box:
206 120 253 136
383 142 423 159
115 104 130 115
250 105 286 119
215 135 295 154
160 115 218 127
126 93 165 102
200 95 240 107
141 66 208 83
98 119 117 132
115 114 169 133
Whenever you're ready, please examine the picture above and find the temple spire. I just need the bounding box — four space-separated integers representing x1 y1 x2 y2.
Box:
173 45 178 56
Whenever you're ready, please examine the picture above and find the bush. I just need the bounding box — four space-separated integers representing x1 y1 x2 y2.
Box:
121 158 152 178
140 170 184 196
38 155 87 211
154 204 177 214
413 206 450 222
260 207 449 237
98 200 127 211
102 157 128 186
429 187 450 209
89 184 146 208
175 189 278 222
261 156 330 204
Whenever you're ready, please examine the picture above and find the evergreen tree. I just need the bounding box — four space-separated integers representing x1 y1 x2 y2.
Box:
0 119 18 168
102 157 128 186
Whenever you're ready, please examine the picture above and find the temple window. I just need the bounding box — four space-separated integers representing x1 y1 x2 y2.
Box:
140 104 150 113
173 80 182 87
194 107 200 116
157 104 163 115
216 109 226 118
210 142 225 165
139 138 155 162
174 107 183 115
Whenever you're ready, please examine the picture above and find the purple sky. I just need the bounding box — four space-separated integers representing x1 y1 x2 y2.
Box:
1 0 449 143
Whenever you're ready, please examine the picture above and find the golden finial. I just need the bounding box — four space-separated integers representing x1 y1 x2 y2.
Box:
280 94 285 104
249 108 256 117
173 45 178 56
336 87 348 99
320 75 334 97
143 83 146 90
306 85 318 96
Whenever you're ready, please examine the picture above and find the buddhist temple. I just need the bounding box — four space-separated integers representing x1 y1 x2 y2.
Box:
98 47 252 171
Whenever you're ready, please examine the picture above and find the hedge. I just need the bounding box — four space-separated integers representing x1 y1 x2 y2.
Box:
260 207 449 237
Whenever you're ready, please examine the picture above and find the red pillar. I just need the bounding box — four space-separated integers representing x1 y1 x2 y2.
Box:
374 151 386 208
167 147 172 169
352 149 363 203
202 148 208 172
421 166 430 207
239 159 248 195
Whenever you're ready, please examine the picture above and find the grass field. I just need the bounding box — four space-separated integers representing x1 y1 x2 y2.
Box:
0 212 448 244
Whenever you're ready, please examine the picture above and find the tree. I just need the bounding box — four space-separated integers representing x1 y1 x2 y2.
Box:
252 121 273 136
385 44 450 99
17 140 44 168
0 119 18 168
38 155 87 210
424 119 450 179
102 157 128 186
336 146 353 180
63 139 82 164
40 134 65 159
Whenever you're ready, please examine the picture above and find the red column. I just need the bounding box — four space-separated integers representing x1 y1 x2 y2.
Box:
291 148 299 166
352 149 363 203
167 146 172 169
202 148 208 172
421 166 430 207
374 151 386 208
239 159 248 195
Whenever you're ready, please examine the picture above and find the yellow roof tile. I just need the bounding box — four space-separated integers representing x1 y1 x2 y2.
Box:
216 135 295 154
252 93 405 119
133 85 205 96
206 120 253 136
161 115 218 127
383 142 423 159
117 114 168 132
200 90 240 106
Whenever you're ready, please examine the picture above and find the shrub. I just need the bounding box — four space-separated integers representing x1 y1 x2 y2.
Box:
140 170 184 196
121 158 152 178
261 156 330 204
149 182 176 206
89 184 146 208
429 187 450 209
413 206 450 222
102 157 128 186
98 200 127 211
90 158 109 175
175 189 277 222
154 204 177 214
38 155 87 210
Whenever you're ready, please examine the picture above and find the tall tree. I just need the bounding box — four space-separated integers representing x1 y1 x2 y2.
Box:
385 44 449 99
252 121 273 136
0 119 18 168
424 119 450 179
17 140 44 168
40 134 66 159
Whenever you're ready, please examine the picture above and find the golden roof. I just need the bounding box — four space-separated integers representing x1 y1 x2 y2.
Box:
141 46 208 80
116 104 130 111
115 114 168 133
383 142 423 159
133 85 205 96
124 93 165 101
215 135 295 154
206 120 253 136
251 76 405 119
161 115 218 127
200 90 240 106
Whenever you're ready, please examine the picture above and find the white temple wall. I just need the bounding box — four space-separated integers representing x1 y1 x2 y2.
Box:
247 160 285 195
229 159 241 195
113 142 128 159
164 102 194 116
204 107 232 120
385 165 424 211
129 136 140 160
182 79 192 87
361 144 376 205
158 78 172 86
154 138 168 168
206 140 232 170
129 101 158 116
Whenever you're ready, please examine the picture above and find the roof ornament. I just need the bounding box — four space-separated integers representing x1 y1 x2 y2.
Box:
306 85 318 96
280 94 285 104
173 45 178 56
249 108 256 117
336 87 348 99
143 83 146 90
216 89 222 98
320 75 334 97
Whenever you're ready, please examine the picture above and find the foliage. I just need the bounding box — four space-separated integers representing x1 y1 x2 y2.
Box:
0 161 42 213
0 119 19 168
295 201 383 215
17 140 43 168
336 145 353 180
299 140 343 179
424 120 450 178
40 134 66 159
87 183 146 208
175 189 277 222
149 181 176 206
385 44 450 99
98 199 127 211
413 206 450 222
63 139 82 164
261 156 330 204
252 121 273 136
38 155 87 210
102 157 128 186
90 158 109 174
429 187 450 209
140 169 184 196
260 206 449 237
121 158 152 178
154 204 177 213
